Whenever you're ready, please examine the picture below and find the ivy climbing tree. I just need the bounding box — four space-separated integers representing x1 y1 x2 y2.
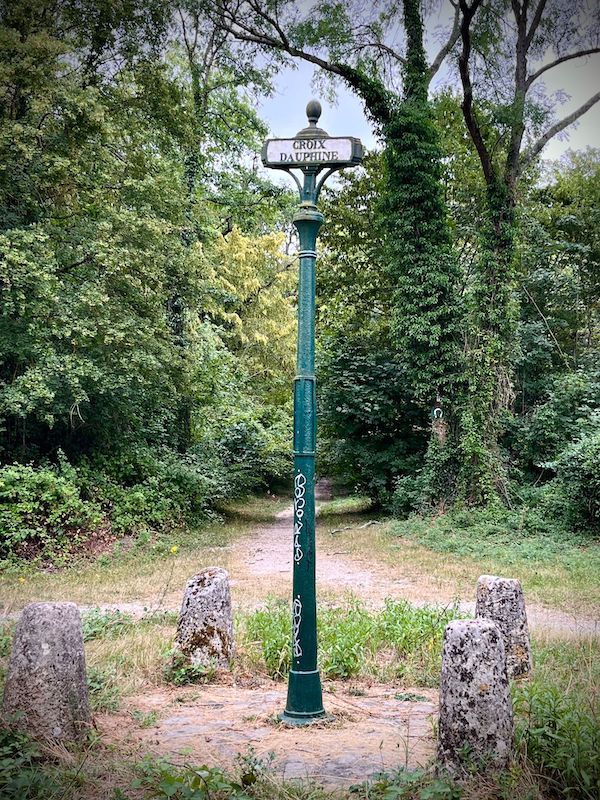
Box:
454 0 600 503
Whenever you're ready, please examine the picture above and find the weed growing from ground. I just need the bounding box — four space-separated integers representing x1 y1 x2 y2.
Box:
82 608 136 641
350 768 462 799
130 709 159 728
0 621 14 658
163 650 217 686
0 721 61 799
514 682 600 800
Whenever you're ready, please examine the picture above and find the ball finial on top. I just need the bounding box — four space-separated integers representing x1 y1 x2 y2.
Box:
306 100 322 125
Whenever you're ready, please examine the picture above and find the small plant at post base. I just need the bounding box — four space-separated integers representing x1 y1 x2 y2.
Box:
163 649 217 686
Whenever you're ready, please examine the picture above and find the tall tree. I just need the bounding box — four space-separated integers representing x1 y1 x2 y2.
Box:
213 0 600 505
453 0 600 502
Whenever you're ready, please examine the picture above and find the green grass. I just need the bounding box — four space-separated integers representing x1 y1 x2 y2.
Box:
389 508 600 614
513 636 600 800
317 495 374 517
241 596 464 685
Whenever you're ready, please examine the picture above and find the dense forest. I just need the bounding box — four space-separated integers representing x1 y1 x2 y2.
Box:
1 0 599 562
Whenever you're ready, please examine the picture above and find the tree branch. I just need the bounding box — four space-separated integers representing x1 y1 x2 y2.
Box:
215 5 350 82
526 47 600 88
523 90 600 165
458 0 494 186
525 0 548 49
505 0 528 190
429 0 461 80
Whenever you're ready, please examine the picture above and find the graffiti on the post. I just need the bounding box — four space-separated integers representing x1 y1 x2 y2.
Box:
293 472 306 563
292 595 303 658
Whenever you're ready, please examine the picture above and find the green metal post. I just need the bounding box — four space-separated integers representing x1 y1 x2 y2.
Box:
281 167 326 723
261 101 363 725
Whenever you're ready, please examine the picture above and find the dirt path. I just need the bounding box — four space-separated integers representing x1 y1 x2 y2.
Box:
225 497 599 639
99 681 437 788
65 490 599 638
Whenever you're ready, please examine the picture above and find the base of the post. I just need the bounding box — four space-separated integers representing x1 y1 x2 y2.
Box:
281 669 325 724
279 710 334 726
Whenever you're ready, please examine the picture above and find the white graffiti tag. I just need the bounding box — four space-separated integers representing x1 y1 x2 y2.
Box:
293 472 307 563
292 595 303 658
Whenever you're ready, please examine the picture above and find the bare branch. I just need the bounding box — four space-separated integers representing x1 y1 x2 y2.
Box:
458 0 494 186
355 40 406 65
429 0 461 80
525 0 548 49
523 90 600 165
526 47 600 88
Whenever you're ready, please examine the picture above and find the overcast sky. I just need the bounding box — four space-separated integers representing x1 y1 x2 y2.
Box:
256 4 600 163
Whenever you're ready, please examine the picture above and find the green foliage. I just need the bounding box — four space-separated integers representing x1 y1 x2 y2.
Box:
243 597 461 685
0 0 294 560
82 608 136 641
553 430 600 534
390 505 591 563
508 370 599 474
0 621 13 657
130 709 159 728
351 768 462 800
0 462 101 560
0 721 61 799
163 650 216 686
318 333 428 503
131 756 254 799
514 682 600 800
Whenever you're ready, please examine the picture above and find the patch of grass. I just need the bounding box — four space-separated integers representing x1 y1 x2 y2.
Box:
388 509 600 614
87 664 122 712
318 496 374 517
131 751 337 799
394 692 429 702
217 493 290 522
350 768 462 799
130 709 159 728
0 620 14 657
241 596 463 685
510 634 600 800
514 682 599 800
82 608 136 641
0 514 243 612
85 621 175 698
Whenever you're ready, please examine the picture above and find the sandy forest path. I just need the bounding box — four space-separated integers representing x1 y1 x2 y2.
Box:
226 483 599 638
73 483 598 637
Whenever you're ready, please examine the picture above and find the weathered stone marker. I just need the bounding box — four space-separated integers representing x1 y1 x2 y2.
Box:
475 574 532 679
2 602 91 742
438 619 513 773
175 567 234 667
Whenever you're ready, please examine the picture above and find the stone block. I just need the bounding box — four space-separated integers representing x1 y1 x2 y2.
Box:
476 574 532 679
2 602 91 742
438 618 513 773
175 567 234 667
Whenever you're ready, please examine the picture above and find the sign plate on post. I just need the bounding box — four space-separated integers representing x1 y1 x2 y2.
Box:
262 137 363 169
